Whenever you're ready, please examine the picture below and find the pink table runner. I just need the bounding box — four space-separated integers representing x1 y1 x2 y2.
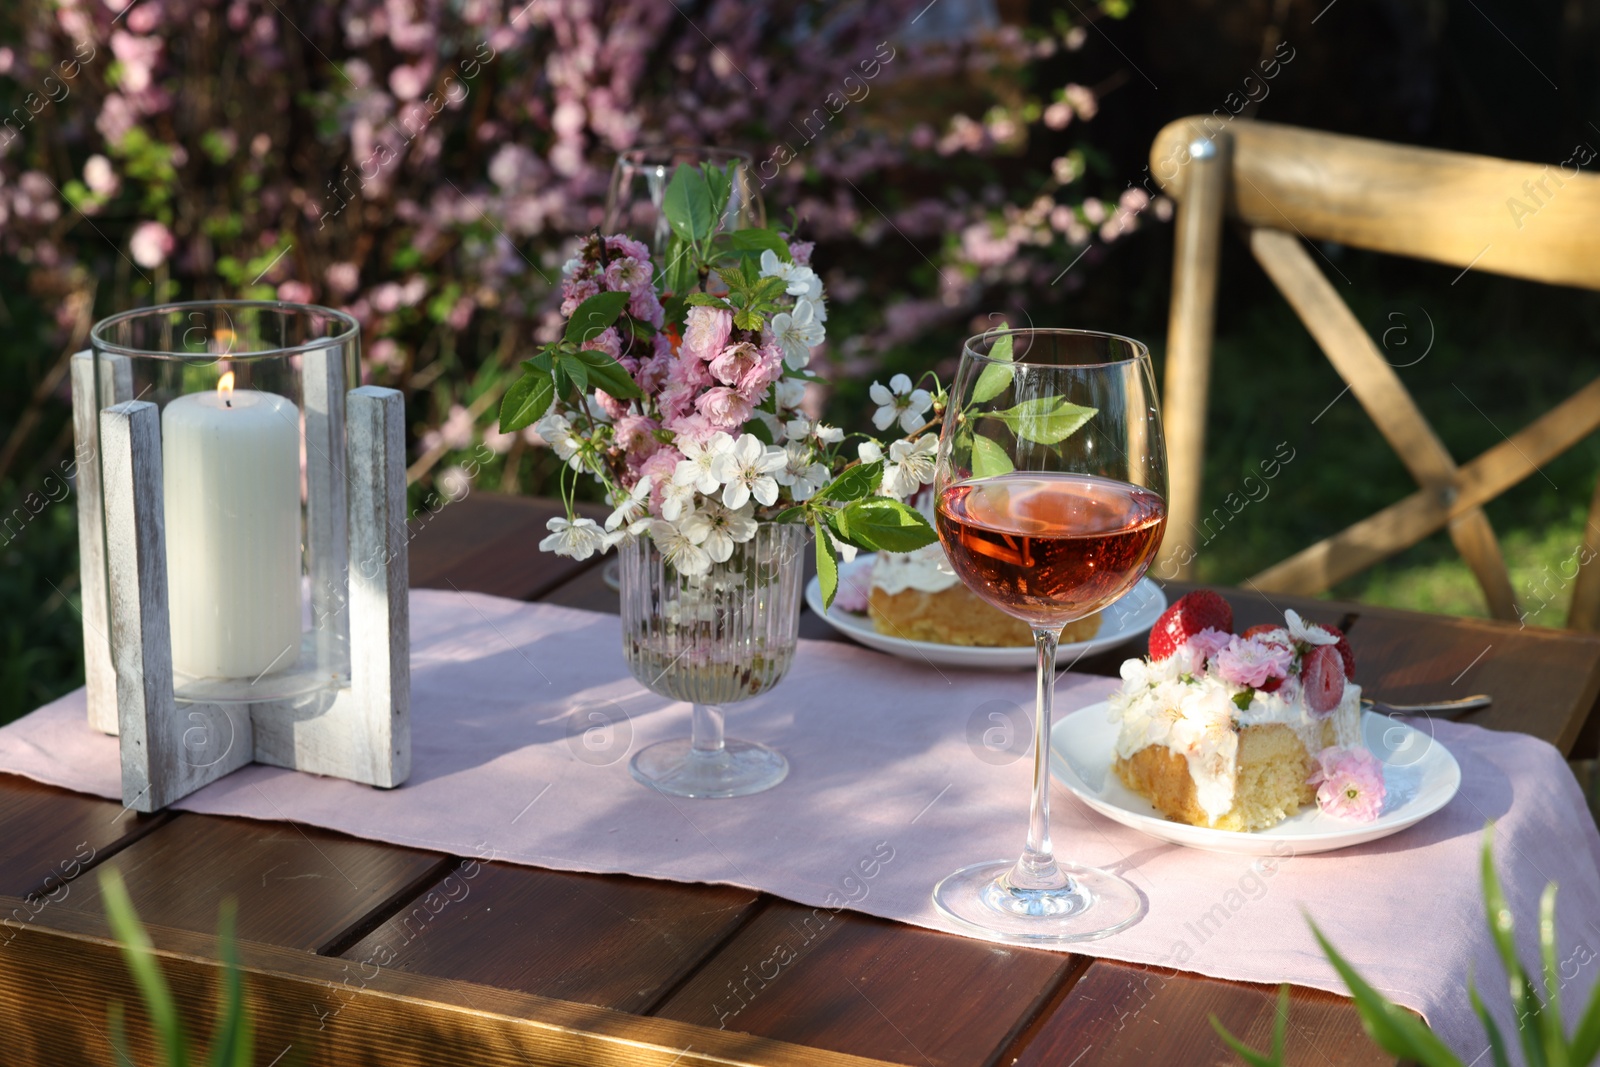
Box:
3 588 1598 1060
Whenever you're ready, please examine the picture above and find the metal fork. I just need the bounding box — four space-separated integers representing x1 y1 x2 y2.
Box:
1360 694 1492 719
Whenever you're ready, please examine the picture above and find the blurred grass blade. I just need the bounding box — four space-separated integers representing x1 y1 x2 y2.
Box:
206 900 252 1067
1309 920 1464 1065
109 1000 136 1067
1468 975 1513 1067
1536 885 1568 1067
1480 827 1549 1067
1569 963 1600 1064
1209 1014 1287 1067
100 868 191 1067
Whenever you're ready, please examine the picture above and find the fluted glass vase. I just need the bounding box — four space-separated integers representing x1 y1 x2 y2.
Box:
619 522 806 798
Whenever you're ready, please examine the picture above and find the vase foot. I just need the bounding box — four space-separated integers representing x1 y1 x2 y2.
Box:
629 738 788 798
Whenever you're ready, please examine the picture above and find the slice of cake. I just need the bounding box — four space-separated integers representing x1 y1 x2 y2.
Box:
1109 591 1382 831
866 541 1100 647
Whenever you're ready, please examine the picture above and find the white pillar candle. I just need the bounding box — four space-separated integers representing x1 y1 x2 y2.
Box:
162 374 302 679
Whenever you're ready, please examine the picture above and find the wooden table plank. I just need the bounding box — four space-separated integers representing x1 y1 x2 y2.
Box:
338 861 763 1014
53 812 451 953
1010 960 1395 1067
2 902 901 1067
409 493 607 602
0 773 170 899
651 901 1076 1067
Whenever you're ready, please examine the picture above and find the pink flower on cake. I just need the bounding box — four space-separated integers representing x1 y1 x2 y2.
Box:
1213 635 1294 689
1309 746 1386 822
1181 628 1233 674
683 305 733 360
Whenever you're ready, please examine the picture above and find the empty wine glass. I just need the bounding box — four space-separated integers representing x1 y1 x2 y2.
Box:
932 328 1168 943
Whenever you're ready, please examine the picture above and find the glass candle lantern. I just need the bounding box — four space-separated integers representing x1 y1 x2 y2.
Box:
88 301 361 706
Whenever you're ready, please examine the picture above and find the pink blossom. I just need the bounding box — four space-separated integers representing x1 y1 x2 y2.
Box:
627 287 664 328
1213 635 1294 689
708 340 761 388
657 381 698 423
603 255 650 295
580 326 622 360
614 413 660 456
638 350 673 396
593 389 629 421
129 221 174 268
665 412 720 447
737 342 785 400
277 280 313 303
1180 628 1233 675
605 234 650 262
1309 747 1387 822
695 386 753 431
788 239 815 266
636 447 683 511
682 306 732 360
324 261 360 296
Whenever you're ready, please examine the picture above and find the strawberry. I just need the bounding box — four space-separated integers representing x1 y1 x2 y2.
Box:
1318 624 1357 680
1302 644 1345 716
1148 590 1234 661
1242 624 1285 641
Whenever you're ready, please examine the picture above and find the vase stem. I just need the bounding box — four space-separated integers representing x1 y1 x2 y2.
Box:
691 704 726 755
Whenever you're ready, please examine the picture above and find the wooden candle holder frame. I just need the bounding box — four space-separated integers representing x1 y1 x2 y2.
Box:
71 349 410 812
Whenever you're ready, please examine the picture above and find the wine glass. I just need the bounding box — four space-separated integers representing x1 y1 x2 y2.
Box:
602 146 764 259
932 328 1167 943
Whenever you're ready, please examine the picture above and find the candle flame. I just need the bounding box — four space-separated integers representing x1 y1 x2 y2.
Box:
217 372 235 399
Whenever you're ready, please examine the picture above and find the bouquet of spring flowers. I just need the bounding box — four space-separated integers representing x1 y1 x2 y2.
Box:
499 162 945 607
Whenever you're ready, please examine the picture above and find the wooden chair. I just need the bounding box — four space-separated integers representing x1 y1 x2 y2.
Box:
1150 115 1600 628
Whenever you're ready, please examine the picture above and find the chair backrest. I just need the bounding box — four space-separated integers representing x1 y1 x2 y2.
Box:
1150 115 1600 629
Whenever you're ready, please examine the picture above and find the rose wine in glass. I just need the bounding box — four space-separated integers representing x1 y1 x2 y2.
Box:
932 328 1167 944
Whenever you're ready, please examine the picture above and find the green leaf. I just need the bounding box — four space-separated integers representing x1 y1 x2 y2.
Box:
562 290 630 346
773 504 808 524
972 323 1015 403
1232 689 1254 711
702 162 732 228
819 461 883 503
662 234 698 296
834 498 938 554
663 163 714 242
734 308 764 332
686 293 732 308
662 293 688 330
625 316 655 341
558 351 590 395
970 434 1015 479
101 868 192 1067
571 347 643 399
728 228 790 259
814 518 839 610
991 396 1098 445
527 348 555 373
1310 919 1466 1065
742 415 774 444
1572 959 1600 1065
499 369 556 432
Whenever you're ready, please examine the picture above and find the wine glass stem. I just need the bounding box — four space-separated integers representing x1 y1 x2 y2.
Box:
1011 626 1068 892
691 703 726 755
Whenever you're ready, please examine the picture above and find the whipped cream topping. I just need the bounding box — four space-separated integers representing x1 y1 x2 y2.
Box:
871 541 960 595
1109 653 1361 824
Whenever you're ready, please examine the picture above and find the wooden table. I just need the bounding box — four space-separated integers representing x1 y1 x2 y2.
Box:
3 491 1598 1066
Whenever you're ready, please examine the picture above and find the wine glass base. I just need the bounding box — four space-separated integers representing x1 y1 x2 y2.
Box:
629 738 789 798
932 860 1146 945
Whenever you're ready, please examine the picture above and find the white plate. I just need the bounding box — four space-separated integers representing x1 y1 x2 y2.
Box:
803 558 1166 670
1049 703 1461 854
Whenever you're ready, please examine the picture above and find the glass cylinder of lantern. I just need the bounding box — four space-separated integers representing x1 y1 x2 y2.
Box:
88 301 361 706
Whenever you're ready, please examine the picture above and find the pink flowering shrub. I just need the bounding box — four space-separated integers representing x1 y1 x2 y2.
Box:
0 0 1152 502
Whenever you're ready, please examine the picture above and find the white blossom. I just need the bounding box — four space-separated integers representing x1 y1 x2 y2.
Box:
712 433 787 509
773 378 807 411
539 516 608 560
536 413 585 470
785 417 844 445
605 476 652 532
659 478 698 523
770 298 825 369
774 442 830 501
673 431 735 494
881 435 939 500
858 441 884 464
679 501 758 564
869 373 934 433
649 519 712 577
758 249 823 300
